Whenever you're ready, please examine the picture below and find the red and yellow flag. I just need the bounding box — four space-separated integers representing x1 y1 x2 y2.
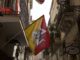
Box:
25 15 50 55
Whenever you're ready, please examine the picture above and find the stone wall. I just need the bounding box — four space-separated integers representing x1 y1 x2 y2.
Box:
70 0 80 6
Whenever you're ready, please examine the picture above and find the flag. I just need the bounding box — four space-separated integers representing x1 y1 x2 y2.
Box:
36 0 45 4
25 15 50 55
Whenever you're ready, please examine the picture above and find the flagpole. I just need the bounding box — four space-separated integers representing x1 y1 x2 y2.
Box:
19 20 29 47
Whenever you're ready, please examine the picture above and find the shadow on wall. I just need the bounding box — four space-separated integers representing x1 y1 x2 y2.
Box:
0 50 14 60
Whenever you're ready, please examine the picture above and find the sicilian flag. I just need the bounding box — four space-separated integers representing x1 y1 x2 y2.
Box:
25 15 50 55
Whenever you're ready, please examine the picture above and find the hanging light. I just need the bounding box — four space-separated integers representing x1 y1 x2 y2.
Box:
36 0 45 4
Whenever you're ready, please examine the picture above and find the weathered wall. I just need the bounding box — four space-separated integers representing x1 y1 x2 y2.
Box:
50 0 59 25
0 23 7 48
70 0 80 6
